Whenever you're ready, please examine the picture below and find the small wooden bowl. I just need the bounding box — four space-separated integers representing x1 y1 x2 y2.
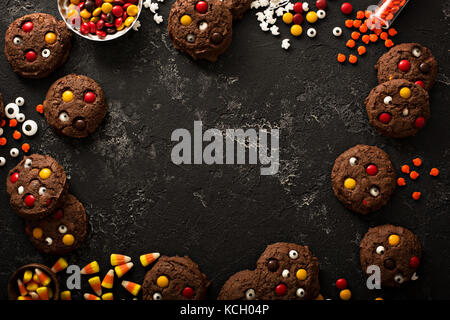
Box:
8 263 60 300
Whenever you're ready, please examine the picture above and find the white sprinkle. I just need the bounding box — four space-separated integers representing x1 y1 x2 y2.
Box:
153 13 163 24
260 21 270 31
270 25 280 35
132 20 141 31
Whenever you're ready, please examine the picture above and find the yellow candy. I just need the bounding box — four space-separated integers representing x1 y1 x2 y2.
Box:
282 12 293 24
180 15 192 26
306 11 318 23
32 227 43 239
124 17 135 27
340 289 351 300
39 168 52 179
80 9 91 19
103 0 114 2
388 234 400 246
60 290 72 300
116 23 125 31
290 24 303 37
296 269 307 280
23 270 33 284
62 234 75 246
399 87 411 99
26 281 38 292
62 90 74 102
344 178 356 190
102 3 113 14
67 9 79 18
90 17 100 23
92 7 102 17
102 292 114 300
127 4 139 17
45 32 56 44
156 276 169 288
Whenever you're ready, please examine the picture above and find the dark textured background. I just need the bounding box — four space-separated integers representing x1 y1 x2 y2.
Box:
0 0 449 300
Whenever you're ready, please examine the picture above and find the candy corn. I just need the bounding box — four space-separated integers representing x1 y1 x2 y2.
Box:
36 287 49 300
84 293 101 300
121 280 141 296
88 276 102 296
140 252 160 267
23 270 33 284
33 273 39 284
29 291 40 300
115 262 133 278
17 295 32 300
80 261 100 275
102 292 114 300
35 268 51 286
17 279 28 296
110 254 131 266
60 290 72 300
26 281 38 292
101 269 114 289
51 258 68 273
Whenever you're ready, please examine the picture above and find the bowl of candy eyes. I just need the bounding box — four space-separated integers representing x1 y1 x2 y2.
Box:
58 0 143 41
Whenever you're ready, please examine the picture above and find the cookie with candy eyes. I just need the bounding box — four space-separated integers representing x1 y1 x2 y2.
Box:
4 13 72 79
375 43 438 91
218 270 260 300
168 0 233 62
360 225 421 287
221 0 253 20
25 194 87 255
331 145 396 215
365 79 430 138
142 256 210 300
6 154 68 220
254 242 320 300
43 74 107 138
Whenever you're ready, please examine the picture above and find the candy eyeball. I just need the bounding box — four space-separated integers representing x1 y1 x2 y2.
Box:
0 157 6 167
402 108 409 116
317 9 326 19
289 250 299 259
42 49 51 58
15 97 25 107
58 225 68 234
383 96 392 104
370 186 380 197
349 157 358 166
18 186 24 195
152 292 162 300
0 128 3 136
5 103 19 119
245 288 256 300
24 158 32 168
302 2 309 12
376 245 385 255
13 36 22 45
394 274 404 284
45 237 53 246
296 288 305 298
282 269 290 278
186 34 195 43
199 21 208 31
22 120 38 136
59 112 69 122
332 27 342 37
412 47 421 58
10 148 19 158
39 187 47 195
16 113 26 123
307 28 317 38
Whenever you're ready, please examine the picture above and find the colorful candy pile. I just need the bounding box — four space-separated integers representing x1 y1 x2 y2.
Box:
14 266 58 300
281 0 328 38
64 0 141 38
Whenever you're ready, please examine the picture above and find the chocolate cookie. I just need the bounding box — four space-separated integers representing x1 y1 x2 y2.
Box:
4 13 72 79
331 145 396 214
218 242 321 300
43 74 107 138
222 0 252 20
360 225 421 287
142 256 210 300
25 194 87 255
6 154 68 219
365 79 430 138
168 0 233 62
375 43 438 91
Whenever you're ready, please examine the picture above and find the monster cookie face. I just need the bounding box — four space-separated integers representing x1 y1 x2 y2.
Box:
43 74 107 138
222 0 253 20
365 79 430 138
25 194 87 255
142 256 210 300
255 243 320 300
168 0 233 62
360 225 421 287
375 43 438 91
6 154 68 219
4 13 72 79
218 270 260 300
331 145 396 215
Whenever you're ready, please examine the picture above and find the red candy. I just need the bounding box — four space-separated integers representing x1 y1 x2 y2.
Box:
293 14 303 25
24 195 36 207
398 59 411 72
22 21 34 32
341 2 353 15
112 5 124 17
409 256 420 268
195 1 208 13
10 172 19 183
378 112 391 124
182 287 194 299
415 80 424 88
293 2 303 14
414 116 426 128
84 92 96 103
95 0 103 6
80 22 90 35
275 284 287 296
88 22 97 34
366 164 378 176
335 278 347 290
25 50 37 62
316 0 327 10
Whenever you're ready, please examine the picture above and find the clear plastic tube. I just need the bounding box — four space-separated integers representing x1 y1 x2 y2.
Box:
367 0 410 29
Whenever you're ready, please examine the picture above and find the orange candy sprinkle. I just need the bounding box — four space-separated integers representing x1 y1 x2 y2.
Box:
380 32 388 40
0 137 6 146
1 119 5 127
359 24 368 33
356 11 365 19
346 39 356 48
385 39 394 48
397 177 406 187
337 53 346 63
388 28 398 36
36 104 44 114
351 31 360 40
357 46 366 55
345 20 354 28
430 168 439 177
412 192 421 201
348 54 358 64
410 171 419 180
353 20 362 28
22 143 30 153
13 130 22 140
401 165 410 174
362 35 370 44
412 158 422 167
373 28 382 35
9 119 18 127
369 34 378 42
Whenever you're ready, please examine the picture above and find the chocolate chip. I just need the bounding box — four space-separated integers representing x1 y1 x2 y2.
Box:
211 32 223 44
384 258 396 270
74 119 86 130
419 62 430 73
267 259 279 272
